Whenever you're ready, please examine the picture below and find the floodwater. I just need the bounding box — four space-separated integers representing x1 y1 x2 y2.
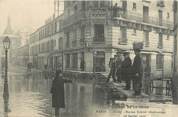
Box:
0 70 112 117
0 73 53 117
0 68 178 117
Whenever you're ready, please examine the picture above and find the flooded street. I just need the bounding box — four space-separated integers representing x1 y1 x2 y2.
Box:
0 73 53 117
0 66 110 117
0 66 178 117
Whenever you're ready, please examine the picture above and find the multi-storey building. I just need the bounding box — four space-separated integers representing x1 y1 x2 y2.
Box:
29 0 174 78
29 15 63 70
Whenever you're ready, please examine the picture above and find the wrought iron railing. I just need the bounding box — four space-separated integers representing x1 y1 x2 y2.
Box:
114 10 173 29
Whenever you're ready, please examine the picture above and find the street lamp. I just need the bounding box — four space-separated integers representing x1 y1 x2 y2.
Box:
3 36 11 113
93 51 97 73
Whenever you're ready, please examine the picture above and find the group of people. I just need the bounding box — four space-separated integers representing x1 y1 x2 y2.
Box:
107 49 143 96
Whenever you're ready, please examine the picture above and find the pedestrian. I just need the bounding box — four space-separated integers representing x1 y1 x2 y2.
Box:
115 53 123 83
107 56 117 82
132 49 143 96
121 51 132 90
50 70 72 117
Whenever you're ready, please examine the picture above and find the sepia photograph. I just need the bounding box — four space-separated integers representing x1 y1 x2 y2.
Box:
0 0 178 117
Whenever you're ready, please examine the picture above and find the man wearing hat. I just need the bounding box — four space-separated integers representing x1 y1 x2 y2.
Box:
121 51 132 90
132 49 143 95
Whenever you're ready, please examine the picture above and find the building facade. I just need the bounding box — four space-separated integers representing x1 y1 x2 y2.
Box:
29 15 64 71
29 0 174 78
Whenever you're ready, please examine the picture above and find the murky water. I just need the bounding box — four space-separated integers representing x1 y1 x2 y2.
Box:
0 74 53 117
1 69 177 117
0 71 112 117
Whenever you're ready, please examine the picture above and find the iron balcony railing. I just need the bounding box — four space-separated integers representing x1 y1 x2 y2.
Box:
115 10 173 29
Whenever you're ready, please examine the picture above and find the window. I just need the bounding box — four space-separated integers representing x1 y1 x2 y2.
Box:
144 31 149 47
133 2 136 10
94 24 104 42
94 1 99 8
158 33 163 49
143 6 149 22
156 54 164 69
72 30 77 47
158 10 163 25
157 0 165 7
122 1 127 17
56 21 60 32
122 1 127 11
72 53 78 69
66 32 70 47
132 29 137 35
167 12 170 19
100 1 106 7
80 26 85 42
58 37 63 49
167 34 170 40
120 27 127 44
80 52 85 71
65 54 70 68
93 51 105 72
74 5 78 12
81 1 86 10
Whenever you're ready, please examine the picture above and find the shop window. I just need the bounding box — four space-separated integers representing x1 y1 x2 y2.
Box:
93 51 105 72
156 54 164 69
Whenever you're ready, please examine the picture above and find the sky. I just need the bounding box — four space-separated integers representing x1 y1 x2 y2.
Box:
0 0 55 34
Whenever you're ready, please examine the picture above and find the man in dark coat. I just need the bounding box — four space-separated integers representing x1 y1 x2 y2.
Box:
115 54 122 83
121 51 132 90
132 49 143 95
50 70 72 117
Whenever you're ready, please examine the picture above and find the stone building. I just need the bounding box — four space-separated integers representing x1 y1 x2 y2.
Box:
29 15 64 70
29 0 174 79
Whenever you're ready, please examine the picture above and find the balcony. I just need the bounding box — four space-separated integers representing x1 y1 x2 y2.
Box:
114 11 173 29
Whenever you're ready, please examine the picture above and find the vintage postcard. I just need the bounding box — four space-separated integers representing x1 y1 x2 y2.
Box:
0 0 178 117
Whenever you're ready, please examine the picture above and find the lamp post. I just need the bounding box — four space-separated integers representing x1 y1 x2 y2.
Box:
93 51 97 73
3 36 11 113
61 37 64 72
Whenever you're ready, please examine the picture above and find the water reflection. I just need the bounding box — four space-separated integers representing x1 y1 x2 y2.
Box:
0 72 123 117
0 73 53 117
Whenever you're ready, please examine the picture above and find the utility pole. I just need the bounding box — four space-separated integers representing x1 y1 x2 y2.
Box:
172 0 178 104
